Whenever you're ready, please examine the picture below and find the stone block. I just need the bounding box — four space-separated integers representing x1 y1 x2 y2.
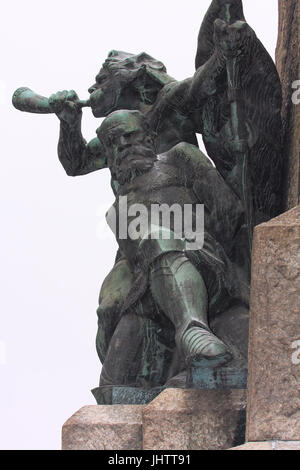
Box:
62 405 144 450
229 441 300 451
229 442 273 451
273 441 300 450
276 0 300 208
142 388 247 450
246 207 300 442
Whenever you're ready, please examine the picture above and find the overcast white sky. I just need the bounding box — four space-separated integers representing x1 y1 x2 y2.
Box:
0 0 279 450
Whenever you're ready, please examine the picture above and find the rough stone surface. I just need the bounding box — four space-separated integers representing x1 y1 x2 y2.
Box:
142 388 247 450
229 441 300 451
273 441 300 450
247 207 300 442
62 405 144 450
276 0 300 209
272 441 300 450
229 442 273 451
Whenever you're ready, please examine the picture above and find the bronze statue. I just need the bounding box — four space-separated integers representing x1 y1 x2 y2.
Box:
12 0 283 399
95 109 247 388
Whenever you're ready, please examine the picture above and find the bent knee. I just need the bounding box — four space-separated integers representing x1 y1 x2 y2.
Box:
98 258 133 310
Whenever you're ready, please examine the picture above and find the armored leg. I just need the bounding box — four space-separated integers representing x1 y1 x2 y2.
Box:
97 256 178 388
150 252 232 366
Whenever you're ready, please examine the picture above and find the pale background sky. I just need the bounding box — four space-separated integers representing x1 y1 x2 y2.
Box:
0 0 279 450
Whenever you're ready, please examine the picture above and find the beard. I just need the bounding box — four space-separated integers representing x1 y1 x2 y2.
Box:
115 145 156 185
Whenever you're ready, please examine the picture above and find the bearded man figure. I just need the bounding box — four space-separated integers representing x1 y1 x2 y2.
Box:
44 0 282 393
93 109 246 389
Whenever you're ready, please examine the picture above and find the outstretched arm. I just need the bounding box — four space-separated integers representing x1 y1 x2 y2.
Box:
49 90 107 176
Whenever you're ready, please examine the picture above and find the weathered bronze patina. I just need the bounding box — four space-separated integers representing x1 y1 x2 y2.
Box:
13 0 283 399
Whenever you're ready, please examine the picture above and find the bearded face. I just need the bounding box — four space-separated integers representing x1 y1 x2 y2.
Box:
97 110 157 185
115 145 157 185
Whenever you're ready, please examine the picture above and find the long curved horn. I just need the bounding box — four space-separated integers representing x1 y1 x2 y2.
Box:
12 87 90 114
